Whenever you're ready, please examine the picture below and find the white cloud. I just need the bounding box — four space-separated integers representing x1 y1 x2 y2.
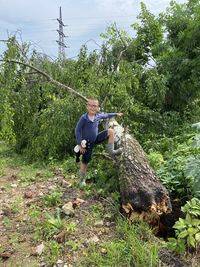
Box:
94 0 134 13
0 0 188 58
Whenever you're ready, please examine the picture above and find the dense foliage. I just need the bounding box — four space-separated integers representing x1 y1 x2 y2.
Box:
1 1 200 161
148 130 200 199
0 0 199 260
0 1 200 158
0 1 199 180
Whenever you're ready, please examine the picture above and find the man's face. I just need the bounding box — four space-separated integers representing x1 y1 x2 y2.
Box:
86 100 99 115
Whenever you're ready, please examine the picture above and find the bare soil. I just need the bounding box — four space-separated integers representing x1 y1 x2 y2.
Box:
0 167 117 267
0 165 198 267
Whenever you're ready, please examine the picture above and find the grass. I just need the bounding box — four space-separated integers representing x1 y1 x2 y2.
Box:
0 141 159 266
10 195 24 214
1 141 198 267
43 240 62 265
79 219 159 267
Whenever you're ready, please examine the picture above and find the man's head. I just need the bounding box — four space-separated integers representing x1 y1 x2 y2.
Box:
86 98 100 115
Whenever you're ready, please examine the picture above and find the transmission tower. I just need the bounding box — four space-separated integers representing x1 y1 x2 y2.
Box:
56 6 68 60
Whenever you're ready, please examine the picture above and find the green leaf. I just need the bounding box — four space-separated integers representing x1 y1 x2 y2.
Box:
185 213 192 225
178 230 188 238
176 239 186 254
174 219 186 230
187 227 198 235
191 219 200 226
167 237 177 243
195 233 200 241
187 235 196 248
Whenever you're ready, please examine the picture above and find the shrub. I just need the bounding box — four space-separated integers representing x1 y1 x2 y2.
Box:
166 198 200 254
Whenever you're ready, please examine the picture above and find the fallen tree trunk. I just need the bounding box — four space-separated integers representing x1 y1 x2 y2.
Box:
108 119 172 230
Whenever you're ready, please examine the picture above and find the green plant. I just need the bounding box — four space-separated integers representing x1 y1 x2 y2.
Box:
46 208 64 230
148 151 164 170
182 198 200 217
157 135 200 199
65 222 77 233
11 195 24 214
9 232 21 245
83 187 93 196
65 240 80 251
82 158 120 199
28 204 42 223
44 240 62 265
89 203 105 220
61 157 77 173
80 219 159 267
166 198 200 254
2 217 12 227
38 208 65 239
43 190 63 207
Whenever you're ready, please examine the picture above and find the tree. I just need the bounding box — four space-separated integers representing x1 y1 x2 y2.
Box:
157 0 200 112
3 1 200 227
1 56 172 229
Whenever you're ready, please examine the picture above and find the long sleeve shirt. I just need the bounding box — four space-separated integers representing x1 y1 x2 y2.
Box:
75 112 116 145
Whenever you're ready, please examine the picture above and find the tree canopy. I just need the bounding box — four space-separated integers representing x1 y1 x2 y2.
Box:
0 0 200 160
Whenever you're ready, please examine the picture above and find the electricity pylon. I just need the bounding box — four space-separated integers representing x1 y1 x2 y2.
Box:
56 6 68 60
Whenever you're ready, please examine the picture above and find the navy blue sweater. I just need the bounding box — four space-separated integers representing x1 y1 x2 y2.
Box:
75 113 116 145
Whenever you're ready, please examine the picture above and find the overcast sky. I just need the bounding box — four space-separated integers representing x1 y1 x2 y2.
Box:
0 0 187 60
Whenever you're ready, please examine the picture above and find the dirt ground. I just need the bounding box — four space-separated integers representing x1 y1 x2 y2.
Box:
0 164 199 267
0 166 119 267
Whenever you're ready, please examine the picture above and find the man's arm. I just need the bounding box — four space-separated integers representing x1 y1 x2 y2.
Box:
98 112 123 119
116 113 123 117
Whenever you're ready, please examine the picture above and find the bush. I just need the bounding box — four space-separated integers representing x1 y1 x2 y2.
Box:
157 133 200 199
166 198 200 254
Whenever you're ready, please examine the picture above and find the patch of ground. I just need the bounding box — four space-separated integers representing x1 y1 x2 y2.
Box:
0 167 118 267
0 150 199 267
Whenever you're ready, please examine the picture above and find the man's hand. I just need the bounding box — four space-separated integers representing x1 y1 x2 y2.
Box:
116 112 123 117
79 145 86 154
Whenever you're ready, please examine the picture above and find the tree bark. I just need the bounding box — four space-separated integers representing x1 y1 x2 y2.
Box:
109 119 172 229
